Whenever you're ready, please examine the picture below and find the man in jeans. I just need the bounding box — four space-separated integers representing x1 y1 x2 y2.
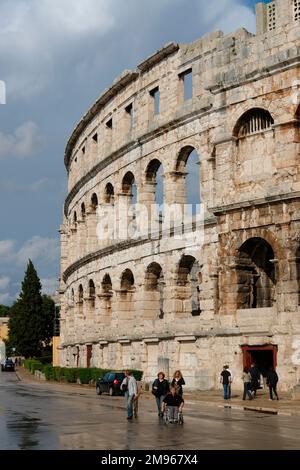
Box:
220 365 231 400
121 370 137 420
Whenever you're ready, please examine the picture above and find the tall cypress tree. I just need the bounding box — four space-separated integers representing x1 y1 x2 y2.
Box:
9 260 45 358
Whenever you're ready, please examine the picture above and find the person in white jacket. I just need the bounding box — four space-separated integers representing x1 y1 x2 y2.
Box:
121 370 137 420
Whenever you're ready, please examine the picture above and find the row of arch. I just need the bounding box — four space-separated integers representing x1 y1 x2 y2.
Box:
67 235 300 320
70 105 300 225
71 145 201 225
69 255 202 319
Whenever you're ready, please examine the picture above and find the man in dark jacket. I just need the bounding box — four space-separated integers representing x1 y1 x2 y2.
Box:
249 363 260 398
152 372 170 417
266 367 279 400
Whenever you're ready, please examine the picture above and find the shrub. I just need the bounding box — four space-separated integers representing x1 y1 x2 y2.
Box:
43 365 54 380
64 368 76 383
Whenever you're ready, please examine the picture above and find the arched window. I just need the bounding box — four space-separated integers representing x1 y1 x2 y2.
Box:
88 279 96 308
102 274 113 294
122 172 137 204
91 193 98 213
236 237 276 309
121 269 135 291
177 255 201 316
176 146 200 214
73 211 77 225
78 285 84 312
145 262 164 319
81 202 86 219
234 108 274 139
104 183 114 204
100 274 113 317
146 159 164 207
122 172 137 238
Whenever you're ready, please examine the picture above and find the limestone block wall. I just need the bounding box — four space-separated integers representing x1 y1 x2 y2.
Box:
60 0 300 391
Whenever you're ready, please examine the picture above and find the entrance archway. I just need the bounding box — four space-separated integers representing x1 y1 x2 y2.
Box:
241 344 277 378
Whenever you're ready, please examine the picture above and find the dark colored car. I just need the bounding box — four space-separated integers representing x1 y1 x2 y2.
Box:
1 359 15 372
96 371 125 396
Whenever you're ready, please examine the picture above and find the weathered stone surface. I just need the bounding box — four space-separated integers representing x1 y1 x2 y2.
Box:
59 0 300 391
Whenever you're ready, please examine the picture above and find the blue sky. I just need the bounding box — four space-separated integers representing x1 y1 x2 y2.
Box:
0 0 264 304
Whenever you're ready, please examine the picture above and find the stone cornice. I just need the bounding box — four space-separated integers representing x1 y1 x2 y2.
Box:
64 43 179 169
64 70 139 167
211 191 300 215
137 42 179 73
62 216 217 282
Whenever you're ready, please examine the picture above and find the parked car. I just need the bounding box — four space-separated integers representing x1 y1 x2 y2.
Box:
1 359 15 372
96 371 125 396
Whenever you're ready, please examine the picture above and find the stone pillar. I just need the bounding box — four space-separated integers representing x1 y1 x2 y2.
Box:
86 210 98 253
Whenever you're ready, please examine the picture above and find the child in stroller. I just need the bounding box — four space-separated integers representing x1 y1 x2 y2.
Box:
162 387 184 424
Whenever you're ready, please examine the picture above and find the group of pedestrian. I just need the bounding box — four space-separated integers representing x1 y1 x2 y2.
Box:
151 370 185 418
220 363 279 402
120 369 186 421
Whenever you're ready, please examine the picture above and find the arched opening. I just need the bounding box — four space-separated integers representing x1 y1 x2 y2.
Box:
81 202 86 220
234 108 274 139
176 146 200 215
177 255 201 316
236 237 276 309
104 183 114 204
121 269 135 291
100 274 113 318
122 172 137 204
88 279 96 308
91 193 98 213
122 172 137 238
146 159 164 207
119 269 135 321
102 274 113 295
145 262 164 319
73 211 77 226
78 284 84 314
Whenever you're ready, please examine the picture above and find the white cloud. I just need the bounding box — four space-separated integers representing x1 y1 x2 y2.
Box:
0 121 43 159
0 0 255 99
0 240 15 260
0 236 59 266
15 236 60 266
41 277 59 295
0 276 10 291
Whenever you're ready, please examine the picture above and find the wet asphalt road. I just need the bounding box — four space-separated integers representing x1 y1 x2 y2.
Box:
1 371 300 450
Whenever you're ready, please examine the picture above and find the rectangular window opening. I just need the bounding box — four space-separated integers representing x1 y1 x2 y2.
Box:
180 69 193 101
82 146 86 155
106 118 113 129
150 87 160 115
92 133 98 143
125 103 134 129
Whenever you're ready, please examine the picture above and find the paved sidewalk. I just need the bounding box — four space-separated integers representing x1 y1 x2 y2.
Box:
16 367 300 417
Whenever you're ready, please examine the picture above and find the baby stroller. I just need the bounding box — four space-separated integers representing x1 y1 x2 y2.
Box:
164 406 184 425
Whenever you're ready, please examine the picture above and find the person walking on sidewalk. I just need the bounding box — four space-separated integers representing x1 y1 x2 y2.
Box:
121 370 137 420
171 370 185 397
242 367 253 400
220 365 231 400
266 367 279 401
152 372 170 417
249 363 260 398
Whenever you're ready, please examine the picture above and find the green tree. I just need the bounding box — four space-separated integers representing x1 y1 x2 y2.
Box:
0 305 10 317
8 260 55 358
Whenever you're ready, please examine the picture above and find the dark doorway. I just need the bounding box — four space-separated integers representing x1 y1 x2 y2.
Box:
241 345 277 377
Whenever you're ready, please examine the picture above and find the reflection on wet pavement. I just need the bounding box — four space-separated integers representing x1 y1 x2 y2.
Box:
1 371 300 450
